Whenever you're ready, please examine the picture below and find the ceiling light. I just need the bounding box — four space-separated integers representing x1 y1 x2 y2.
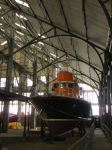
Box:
16 31 24 35
1 17 3 19
0 23 2 25
1 41 7 46
15 0 30 7
15 23 26 29
0 7 2 9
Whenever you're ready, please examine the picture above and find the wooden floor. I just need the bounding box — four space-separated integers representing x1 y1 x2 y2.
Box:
91 129 112 150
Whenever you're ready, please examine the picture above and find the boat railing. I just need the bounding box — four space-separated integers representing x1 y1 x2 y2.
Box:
67 123 94 150
101 123 112 143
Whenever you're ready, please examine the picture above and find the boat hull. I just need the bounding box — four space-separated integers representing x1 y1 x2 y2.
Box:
29 95 91 136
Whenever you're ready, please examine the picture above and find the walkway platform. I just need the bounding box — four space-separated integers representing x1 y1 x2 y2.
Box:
91 129 112 150
0 89 28 102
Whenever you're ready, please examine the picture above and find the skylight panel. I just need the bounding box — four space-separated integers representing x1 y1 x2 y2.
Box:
17 44 21 47
15 23 26 29
1 41 7 46
50 53 59 58
38 42 44 45
0 7 2 9
0 29 4 32
15 0 30 8
0 23 2 25
16 13 27 20
38 33 46 39
15 36 21 40
16 31 24 35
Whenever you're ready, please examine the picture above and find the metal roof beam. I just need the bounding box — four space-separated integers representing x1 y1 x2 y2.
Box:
82 0 88 41
52 59 100 82
0 8 12 18
13 27 54 55
73 68 99 83
6 7 105 52
43 41 102 73
58 0 70 32
36 53 66 73
98 0 112 36
75 77 98 90
33 34 104 70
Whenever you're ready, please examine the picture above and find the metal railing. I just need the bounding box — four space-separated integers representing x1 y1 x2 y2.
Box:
67 123 94 150
102 123 112 143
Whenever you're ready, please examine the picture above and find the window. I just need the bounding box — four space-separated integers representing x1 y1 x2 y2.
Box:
91 105 99 115
60 83 66 88
75 84 78 89
41 76 46 83
55 68 58 78
78 83 99 115
0 78 6 87
27 79 33 86
38 92 44 96
68 83 74 88
24 93 31 97
13 77 19 87
54 83 59 89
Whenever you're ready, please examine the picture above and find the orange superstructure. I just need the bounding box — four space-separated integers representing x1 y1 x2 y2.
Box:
52 67 80 98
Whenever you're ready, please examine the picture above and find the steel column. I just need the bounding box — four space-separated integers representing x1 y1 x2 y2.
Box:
110 65 112 130
30 59 37 129
2 11 15 133
107 76 111 129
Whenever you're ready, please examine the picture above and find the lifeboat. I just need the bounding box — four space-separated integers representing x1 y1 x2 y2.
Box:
29 67 91 136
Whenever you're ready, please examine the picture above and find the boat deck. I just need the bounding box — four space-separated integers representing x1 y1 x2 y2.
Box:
91 129 112 150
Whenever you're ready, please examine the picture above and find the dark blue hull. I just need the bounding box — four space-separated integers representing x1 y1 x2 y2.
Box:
29 95 91 136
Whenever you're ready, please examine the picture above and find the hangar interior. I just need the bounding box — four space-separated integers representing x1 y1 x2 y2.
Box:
0 0 111 149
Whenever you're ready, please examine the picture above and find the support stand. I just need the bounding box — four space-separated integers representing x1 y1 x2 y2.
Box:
41 119 45 137
49 135 54 144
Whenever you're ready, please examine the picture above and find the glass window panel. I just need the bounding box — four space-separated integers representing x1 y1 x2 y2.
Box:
87 92 93 103
84 92 87 100
60 83 66 88
91 105 99 115
38 92 44 95
13 77 19 87
24 93 31 97
41 76 46 83
0 78 6 87
27 79 33 86
54 83 59 89
83 84 88 90
75 84 78 89
68 83 74 88
9 104 18 114
87 86 93 90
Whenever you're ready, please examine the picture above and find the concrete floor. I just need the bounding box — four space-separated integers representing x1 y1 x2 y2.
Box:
91 129 112 150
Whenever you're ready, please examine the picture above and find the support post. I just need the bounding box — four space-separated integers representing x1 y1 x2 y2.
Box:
110 65 112 130
107 76 111 129
30 60 37 129
2 11 15 133
17 73 22 122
